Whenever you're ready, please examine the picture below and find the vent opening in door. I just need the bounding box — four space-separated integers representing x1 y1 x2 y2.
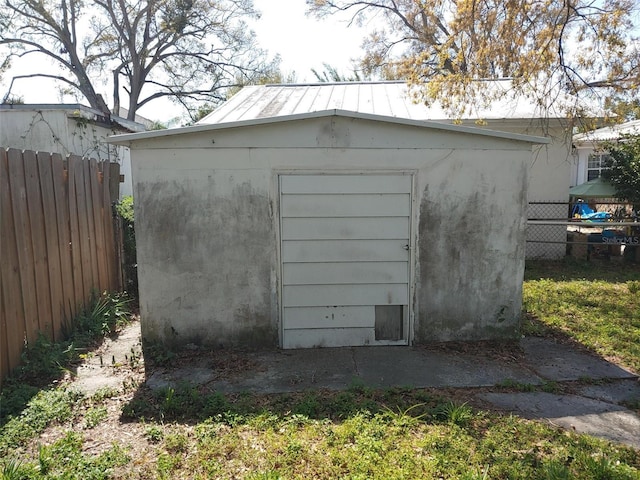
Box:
375 305 403 340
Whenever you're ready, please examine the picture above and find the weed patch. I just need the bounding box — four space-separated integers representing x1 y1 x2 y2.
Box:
4 431 130 479
0 388 83 454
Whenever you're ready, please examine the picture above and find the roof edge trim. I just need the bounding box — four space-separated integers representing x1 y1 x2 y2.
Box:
108 109 550 145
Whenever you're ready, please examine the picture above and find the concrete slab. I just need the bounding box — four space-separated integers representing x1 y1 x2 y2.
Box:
148 348 360 394
520 337 637 382
72 322 144 395
71 322 640 449
352 347 542 388
220 348 360 394
146 346 544 394
147 366 217 391
479 392 640 448
577 378 640 406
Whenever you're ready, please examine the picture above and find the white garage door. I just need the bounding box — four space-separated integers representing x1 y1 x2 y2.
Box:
280 174 412 348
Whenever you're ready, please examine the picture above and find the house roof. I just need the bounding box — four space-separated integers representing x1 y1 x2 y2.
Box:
198 80 581 125
0 103 147 133
573 119 640 145
108 109 550 145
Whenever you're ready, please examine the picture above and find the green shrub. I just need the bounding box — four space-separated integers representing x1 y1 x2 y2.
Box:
115 196 137 297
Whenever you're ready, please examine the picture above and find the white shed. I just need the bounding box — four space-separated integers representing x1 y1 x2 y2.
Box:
110 110 548 349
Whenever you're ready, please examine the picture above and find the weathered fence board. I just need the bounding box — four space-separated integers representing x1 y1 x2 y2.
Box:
1 149 25 382
24 149 54 339
0 148 122 385
67 155 84 314
52 153 75 321
38 152 64 341
8 149 40 344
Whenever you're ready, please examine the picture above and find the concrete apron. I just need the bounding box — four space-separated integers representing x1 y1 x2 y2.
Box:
73 321 640 449
145 336 639 449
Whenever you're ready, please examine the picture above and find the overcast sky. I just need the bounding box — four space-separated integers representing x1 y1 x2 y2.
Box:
252 0 367 81
1 1 369 122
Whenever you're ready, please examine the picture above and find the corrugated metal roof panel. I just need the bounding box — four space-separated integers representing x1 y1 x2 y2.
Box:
574 119 640 144
199 81 579 125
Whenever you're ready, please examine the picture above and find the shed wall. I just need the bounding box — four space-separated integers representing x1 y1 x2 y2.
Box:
471 119 571 260
131 116 532 347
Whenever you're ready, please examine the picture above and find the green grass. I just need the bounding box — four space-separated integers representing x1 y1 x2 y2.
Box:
117 387 639 479
0 388 82 453
0 292 131 424
523 259 640 373
0 291 131 463
2 431 130 479
4 380 639 478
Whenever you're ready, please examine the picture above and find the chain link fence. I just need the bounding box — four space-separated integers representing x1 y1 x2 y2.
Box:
527 201 639 261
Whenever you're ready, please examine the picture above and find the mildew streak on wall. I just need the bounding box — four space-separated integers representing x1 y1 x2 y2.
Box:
416 156 528 342
136 171 277 348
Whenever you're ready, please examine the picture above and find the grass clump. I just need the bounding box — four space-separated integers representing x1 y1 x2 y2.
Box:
0 388 83 454
68 291 131 341
3 431 129 479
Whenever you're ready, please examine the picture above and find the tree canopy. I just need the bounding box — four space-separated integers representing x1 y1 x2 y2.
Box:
308 0 640 117
0 0 277 120
311 63 365 82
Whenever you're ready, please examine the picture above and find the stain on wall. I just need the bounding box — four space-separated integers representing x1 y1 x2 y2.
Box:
415 158 527 342
136 174 277 348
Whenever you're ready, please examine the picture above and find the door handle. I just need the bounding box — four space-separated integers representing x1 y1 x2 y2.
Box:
403 244 410 251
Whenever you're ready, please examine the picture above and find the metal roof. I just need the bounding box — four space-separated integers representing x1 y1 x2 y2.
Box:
198 81 578 125
108 108 549 145
573 119 640 145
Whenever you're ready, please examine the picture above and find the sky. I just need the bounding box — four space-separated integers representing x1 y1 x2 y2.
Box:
1 0 370 122
252 0 368 82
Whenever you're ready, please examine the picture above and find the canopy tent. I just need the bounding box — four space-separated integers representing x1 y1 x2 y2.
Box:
569 177 617 198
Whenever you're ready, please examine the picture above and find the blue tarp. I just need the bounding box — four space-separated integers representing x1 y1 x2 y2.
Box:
571 202 613 222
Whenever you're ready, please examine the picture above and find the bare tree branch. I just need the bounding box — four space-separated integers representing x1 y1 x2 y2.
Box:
1 0 277 120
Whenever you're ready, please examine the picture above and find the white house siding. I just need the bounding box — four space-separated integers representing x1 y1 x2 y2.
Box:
123 114 541 348
0 108 135 198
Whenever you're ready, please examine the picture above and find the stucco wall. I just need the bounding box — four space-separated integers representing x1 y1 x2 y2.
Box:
415 154 527 342
129 116 535 348
472 119 571 259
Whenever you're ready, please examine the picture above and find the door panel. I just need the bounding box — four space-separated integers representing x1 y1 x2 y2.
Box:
280 173 411 348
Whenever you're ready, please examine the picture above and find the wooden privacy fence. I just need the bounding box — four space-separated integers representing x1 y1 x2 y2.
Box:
0 148 123 384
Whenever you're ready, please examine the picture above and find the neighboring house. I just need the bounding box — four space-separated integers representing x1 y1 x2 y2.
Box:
199 81 581 259
0 104 147 198
571 119 640 187
110 109 548 350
